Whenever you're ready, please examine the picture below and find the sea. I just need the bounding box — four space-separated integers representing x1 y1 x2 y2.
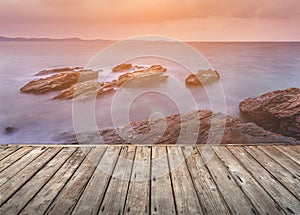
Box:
0 41 299 144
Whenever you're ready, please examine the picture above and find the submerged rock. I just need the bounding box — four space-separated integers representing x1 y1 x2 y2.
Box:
20 71 98 94
240 87 300 140
55 110 299 145
35 67 83 76
185 69 220 86
4 126 16 134
112 63 133 72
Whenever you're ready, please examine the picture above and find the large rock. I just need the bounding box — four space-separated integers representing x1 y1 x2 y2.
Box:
35 67 83 76
20 71 98 94
240 88 300 140
118 65 167 86
185 69 220 86
53 110 299 144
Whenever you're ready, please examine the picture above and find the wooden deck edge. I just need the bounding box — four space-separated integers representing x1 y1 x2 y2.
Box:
0 142 297 148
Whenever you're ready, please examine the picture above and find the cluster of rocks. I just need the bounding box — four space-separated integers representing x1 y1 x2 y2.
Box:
20 65 168 100
54 110 299 145
240 87 300 140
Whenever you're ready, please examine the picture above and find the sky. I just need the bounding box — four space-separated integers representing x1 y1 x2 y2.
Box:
0 0 300 41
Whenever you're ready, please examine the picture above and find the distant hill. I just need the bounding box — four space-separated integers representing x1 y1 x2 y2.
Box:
0 36 109 42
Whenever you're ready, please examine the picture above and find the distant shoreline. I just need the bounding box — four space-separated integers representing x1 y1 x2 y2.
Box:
0 36 299 43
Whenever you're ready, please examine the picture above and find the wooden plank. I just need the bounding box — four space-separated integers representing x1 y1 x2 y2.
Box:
0 147 33 172
292 145 300 154
99 146 136 214
181 146 230 215
213 146 284 214
245 146 300 199
198 146 256 215
45 147 106 215
276 145 300 165
151 146 176 215
258 146 300 179
0 147 48 186
124 146 151 215
0 145 20 161
0 147 76 214
167 146 203 215
72 146 121 215
19 148 90 215
228 146 300 215
0 147 61 206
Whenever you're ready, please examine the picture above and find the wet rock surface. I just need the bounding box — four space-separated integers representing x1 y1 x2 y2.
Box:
54 110 299 145
185 69 220 86
20 71 98 95
240 87 300 140
35 67 84 76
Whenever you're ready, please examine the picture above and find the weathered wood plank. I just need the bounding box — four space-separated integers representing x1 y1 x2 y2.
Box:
99 146 136 214
151 146 176 215
0 147 76 214
292 145 300 154
0 147 33 172
124 146 151 215
245 146 300 199
0 147 61 206
45 147 106 215
228 146 300 215
213 146 284 214
19 148 90 215
258 146 300 179
276 145 300 165
167 146 203 215
0 147 48 186
0 145 20 161
72 147 121 215
181 146 230 215
199 146 256 215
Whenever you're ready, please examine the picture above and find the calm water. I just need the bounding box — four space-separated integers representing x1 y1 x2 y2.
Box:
0 41 299 144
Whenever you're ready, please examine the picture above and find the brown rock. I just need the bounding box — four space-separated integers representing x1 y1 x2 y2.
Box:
55 110 299 145
118 65 167 86
20 71 98 95
185 69 220 86
112 63 133 72
35 67 83 76
240 87 300 140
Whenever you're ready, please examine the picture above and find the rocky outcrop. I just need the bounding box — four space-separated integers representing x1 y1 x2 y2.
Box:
112 64 133 72
185 69 220 86
20 71 98 94
53 110 299 144
240 88 300 140
52 65 167 99
118 65 167 86
35 67 83 76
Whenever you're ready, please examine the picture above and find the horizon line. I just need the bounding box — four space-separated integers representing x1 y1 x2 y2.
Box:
0 35 300 43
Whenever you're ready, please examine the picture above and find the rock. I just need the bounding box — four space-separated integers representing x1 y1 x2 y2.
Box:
54 80 118 100
20 71 98 94
112 63 133 72
35 67 83 76
118 65 167 86
55 110 299 145
4 126 16 134
240 88 300 140
185 69 220 86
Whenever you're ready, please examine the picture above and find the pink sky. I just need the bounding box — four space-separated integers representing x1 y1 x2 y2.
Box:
1 0 300 41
